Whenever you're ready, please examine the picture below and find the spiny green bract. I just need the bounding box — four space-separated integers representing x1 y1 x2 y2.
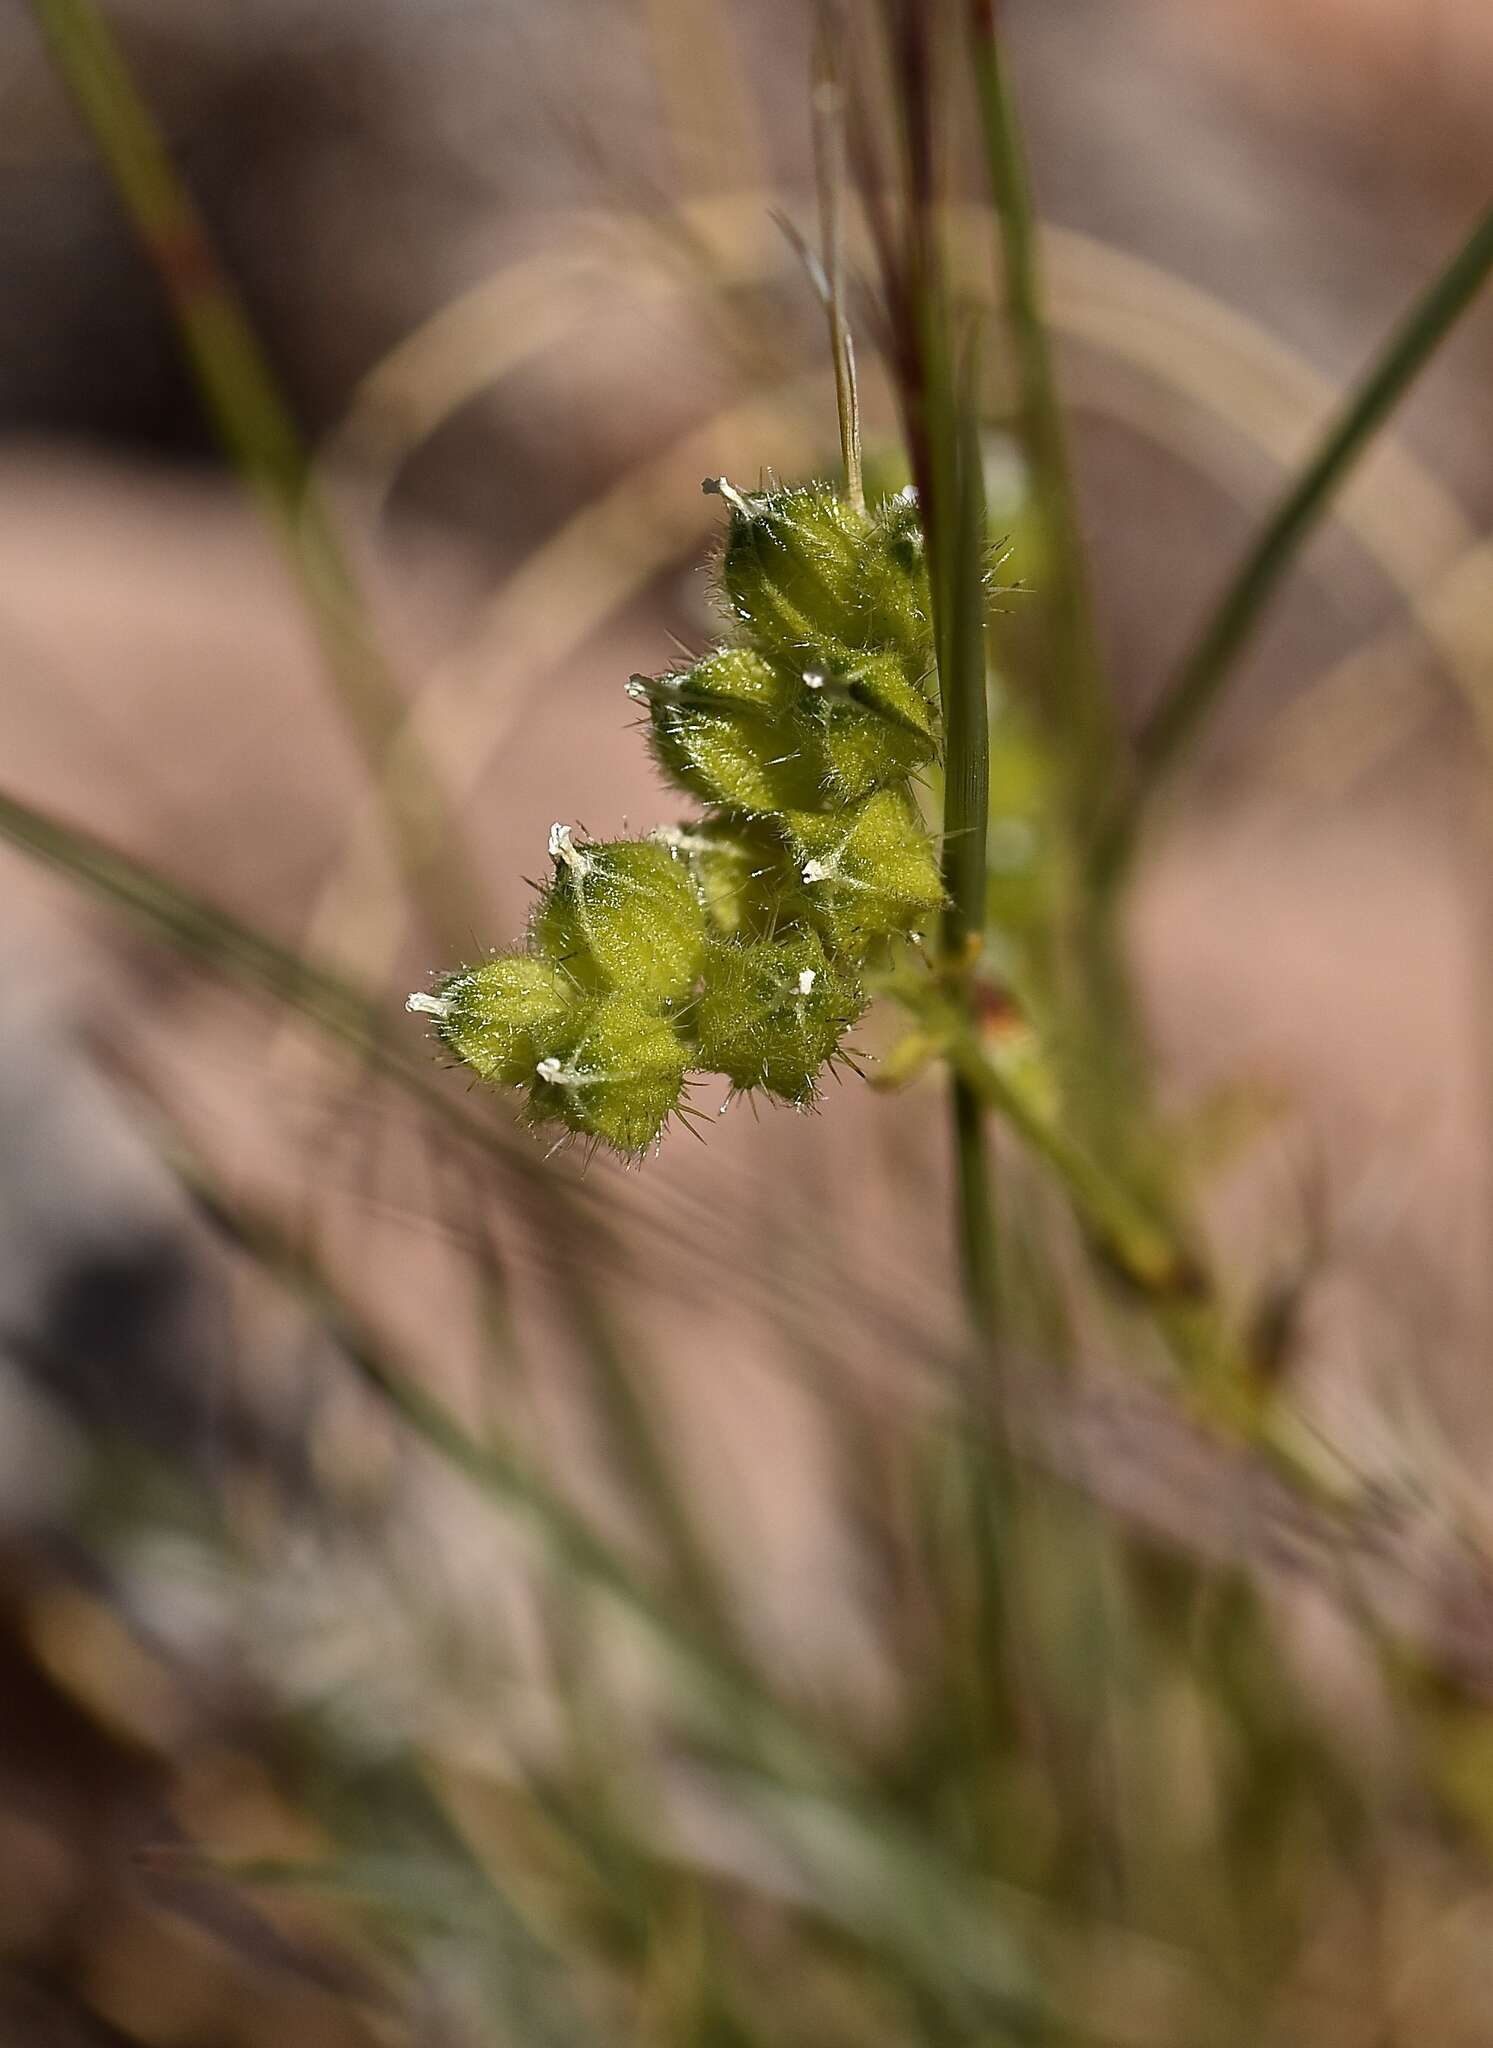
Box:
409 479 946 1154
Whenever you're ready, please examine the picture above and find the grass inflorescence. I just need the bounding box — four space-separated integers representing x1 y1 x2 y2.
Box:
410 477 948 1153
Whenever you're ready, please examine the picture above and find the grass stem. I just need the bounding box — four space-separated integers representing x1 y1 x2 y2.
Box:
812 8 864 512
940 397 1000 1339
860 2 1001 1337
967 0 1117 824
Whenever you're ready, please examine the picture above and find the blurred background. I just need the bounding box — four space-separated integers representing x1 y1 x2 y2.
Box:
3 2 1493 2042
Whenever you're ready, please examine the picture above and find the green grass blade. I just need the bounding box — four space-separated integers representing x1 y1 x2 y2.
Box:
24 0 478 943
945 391 1001 1340
1103 198 1493 883
0 782 379 1044
872 1 1000 1338
0 779 564 1212
967 0 1118 824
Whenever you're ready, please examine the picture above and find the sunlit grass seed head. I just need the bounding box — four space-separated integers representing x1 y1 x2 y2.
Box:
530 827 707 1005
632 645 793 718
715 477 934 679
638 647 935 816
807 648 938 802
632 645 819 816
412 477 948 1153
526 993 691 1154
694 929 865 1104
861 485 935 666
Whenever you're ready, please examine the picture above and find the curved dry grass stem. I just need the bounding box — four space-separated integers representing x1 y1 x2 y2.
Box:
292 374 834 1000
1043 227 1472 602
317 199 1474 628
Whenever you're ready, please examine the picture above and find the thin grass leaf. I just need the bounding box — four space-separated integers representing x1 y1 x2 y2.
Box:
811 6 864 512
967 0 1117 822
1101 197 1493 885
25 0 478 946
0 777 594 1232
864 0 1000 1337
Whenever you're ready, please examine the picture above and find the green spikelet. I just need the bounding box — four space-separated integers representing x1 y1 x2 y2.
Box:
419 954 579 1087
786 790 946 945
530 829 706 1005
859 485 935 667
632 647 797 814
715 480 870 663
651 819 788 941
806 649 937 802
642 683 825 815
410 475 949 1154
693 930 864 1104
526 995 690 1153
637 645 791 716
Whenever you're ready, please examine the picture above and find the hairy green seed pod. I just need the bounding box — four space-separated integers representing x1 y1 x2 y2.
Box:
633 645 824 815
786 789 946 944
531 829 706 1004
633 645 792 717
527 994 690 1153
411 953 579 1087
717 479 936 682
693 929 864 1103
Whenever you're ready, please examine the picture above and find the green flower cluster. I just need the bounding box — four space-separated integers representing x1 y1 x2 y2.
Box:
408 479 946 1153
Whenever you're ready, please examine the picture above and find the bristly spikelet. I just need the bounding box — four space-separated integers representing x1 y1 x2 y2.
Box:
859 485 934 667
716 481 870 663
632 647 797 812
409 477 948 1154
639 645 792 716
806 648 937 802
785 790 946 945
526 995 690 1154
419 954 579 1086
643 683 825 815
651 818 789 941
693 930 864 1104
530 829 707 1005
